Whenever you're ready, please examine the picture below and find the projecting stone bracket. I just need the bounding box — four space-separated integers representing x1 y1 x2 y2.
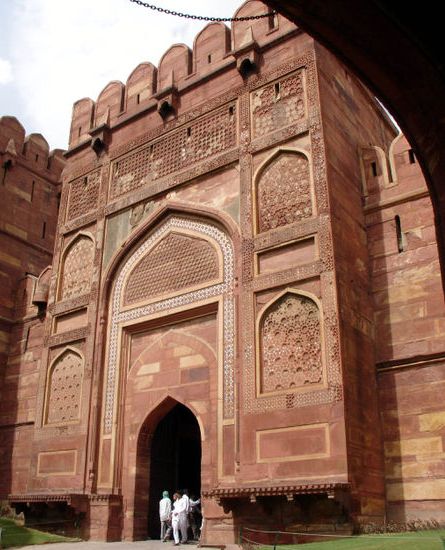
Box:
89 125 111 156
233 34 261 78
155 85 179 120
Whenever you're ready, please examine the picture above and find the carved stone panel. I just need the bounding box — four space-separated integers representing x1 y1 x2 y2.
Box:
260 292 323 394
123 232 220 306
110 102 237 200
257 151 312 233
66 169 101 222
251 70 305 139
46 350 83 424
59 236 95 301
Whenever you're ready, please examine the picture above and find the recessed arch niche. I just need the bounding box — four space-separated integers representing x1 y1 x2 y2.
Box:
257 288 327 396
254 148 314 234
98 213 236 501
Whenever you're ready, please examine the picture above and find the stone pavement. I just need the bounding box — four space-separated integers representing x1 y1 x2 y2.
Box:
18 542 202 550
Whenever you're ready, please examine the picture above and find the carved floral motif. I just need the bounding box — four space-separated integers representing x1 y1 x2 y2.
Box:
260 293 323 393
123 232 219 305
251 71 305 138
110 103 237 199
46 350 83 424
257 152 312 233
59 236 94 301
66 169 101 221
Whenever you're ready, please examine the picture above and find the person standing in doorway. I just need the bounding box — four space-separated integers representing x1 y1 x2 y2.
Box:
189 495 201 540
171 492 183 546
179 489 190 543
159 490 172 541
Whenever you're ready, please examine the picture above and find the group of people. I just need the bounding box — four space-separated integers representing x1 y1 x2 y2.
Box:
159 489 202 545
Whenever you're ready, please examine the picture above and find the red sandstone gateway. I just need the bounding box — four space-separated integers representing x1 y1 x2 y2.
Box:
1 0 444 542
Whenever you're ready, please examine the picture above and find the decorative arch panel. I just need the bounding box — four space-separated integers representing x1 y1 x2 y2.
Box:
103 215 235 436
45 348 84 425
123 231 221 306
256 150 313 233
258 291 325 395
59 234 95 301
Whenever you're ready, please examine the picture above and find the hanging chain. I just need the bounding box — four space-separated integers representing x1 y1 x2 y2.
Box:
129 0 275 22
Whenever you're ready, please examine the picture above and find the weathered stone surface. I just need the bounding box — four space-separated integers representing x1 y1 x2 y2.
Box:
1 0 445 542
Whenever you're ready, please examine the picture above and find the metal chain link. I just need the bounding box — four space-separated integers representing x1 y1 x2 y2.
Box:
129 0 275 22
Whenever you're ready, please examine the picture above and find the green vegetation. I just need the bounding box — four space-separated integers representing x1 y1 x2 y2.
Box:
0 517 79 548
252 530 445 550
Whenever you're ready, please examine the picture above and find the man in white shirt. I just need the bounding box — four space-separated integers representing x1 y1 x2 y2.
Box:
159 490 172 541
178 490 190 543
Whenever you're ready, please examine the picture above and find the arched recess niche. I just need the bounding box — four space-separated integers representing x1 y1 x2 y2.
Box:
44 346 84 426
57 231 95 301
253 147 315 234
256 288 327 397
96 207 237 492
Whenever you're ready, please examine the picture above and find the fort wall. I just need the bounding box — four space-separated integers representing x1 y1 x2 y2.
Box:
1 0 444 541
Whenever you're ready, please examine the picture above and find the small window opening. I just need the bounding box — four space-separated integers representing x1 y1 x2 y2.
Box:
137 93 140 105
371 161 378 177
78 126 82 137
41 221 46 239
83 176 88 186
408 149 416 164
274 82 280 98
35 154 39 162
150 144 154 156
395 215 404 253
2 160 12 185
187 127 192 138
31 180 35 202
208 54 212 64
229 105 234 117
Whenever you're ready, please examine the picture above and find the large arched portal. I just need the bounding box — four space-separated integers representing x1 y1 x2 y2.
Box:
147 403 201 538
99 211 236 541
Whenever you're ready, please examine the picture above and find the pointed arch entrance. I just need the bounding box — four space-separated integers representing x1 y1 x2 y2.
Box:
133 398 202 540
97 211 237 540
148 403 201 538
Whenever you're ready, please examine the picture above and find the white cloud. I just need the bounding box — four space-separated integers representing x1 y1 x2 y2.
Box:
6 0 242 149
0 58 12 84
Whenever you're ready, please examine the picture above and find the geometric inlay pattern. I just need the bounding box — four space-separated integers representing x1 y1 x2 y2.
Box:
104 216 235 433
46 350 83 424
66 169 101 221
110 103 237 199
124 233 219 306
257 151 312 233
59 235 95 301
260 293 323 394
251 70 305 138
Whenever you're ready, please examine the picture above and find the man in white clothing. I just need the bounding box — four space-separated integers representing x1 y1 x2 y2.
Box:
159 490 172 541
171 492 183 545
178 490 190 543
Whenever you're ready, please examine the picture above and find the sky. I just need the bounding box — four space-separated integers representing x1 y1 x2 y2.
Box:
0 0 243 151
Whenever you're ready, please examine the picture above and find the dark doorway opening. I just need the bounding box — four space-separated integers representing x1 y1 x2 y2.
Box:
147 403 201 539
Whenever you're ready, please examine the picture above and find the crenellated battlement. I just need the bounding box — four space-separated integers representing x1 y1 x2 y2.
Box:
0 116 65 182
360 133 424 198
68 0 297 149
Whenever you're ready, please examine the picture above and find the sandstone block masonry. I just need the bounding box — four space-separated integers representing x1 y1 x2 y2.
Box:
0 116 64 498
0 0 444 542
